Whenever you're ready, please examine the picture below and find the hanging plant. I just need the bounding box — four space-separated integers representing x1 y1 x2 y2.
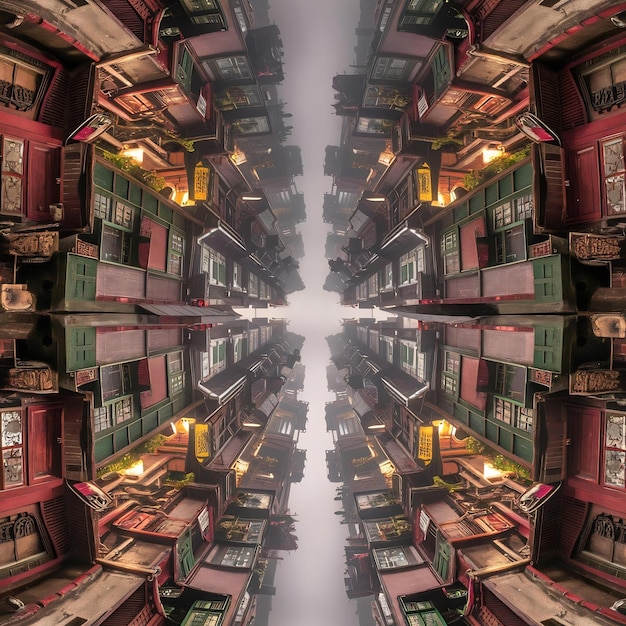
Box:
99 149 166 192
431 134 464 151
463 145 531 190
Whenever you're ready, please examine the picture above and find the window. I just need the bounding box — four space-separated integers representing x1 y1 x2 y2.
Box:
113 202 134 229
605 412 626 488
214 404 238 452
259 325 272 344
416 352 426 380
216 85 262 110
494 202 513 229
93 193 135 231
381 263 393 290
494 195 533 229
515 194 533 221
217 546 255 567
441 352 459 397
101 224 131 264
1 410 23 487
248 273 259 297
94 399 132 430
368 272 379 295
494 224 526 265
602 138 626 215
233 336 243 363
357 281 368 301
400 341 416 376
494 397 533 431
259 280 270 300
0 50 49 113
101 364 131 402
401 0 443 26
233 1 248 32
207 56 252 81
373 546 416 569
167 351 185 396
400 247 424 284
168 230 184 277
207 340 227 375
381 336 394 364
372 57 413 81
94 406 113 433
494 363 526 402
232 262 242 289
203 247 226 285
248 328 259 353
180 0 225 26
440 230 460 274
94 192 112 221
112 397 133 424
232 116 270 135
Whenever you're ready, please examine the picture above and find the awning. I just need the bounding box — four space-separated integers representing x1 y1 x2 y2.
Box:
378 566 441 626
257 392 279 419
198 220 247 258
379 214 430 257
185 563 249 626
381 370 429 407
198 367 247 404
259 347 285 375
138 303 238 322
352 389 374 419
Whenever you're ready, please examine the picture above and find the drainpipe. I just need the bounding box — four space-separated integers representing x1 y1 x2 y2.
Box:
466 44 530 69
96 557 162 580
466 558 531 581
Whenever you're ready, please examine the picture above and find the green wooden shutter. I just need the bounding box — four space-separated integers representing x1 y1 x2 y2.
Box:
67 255 97 301
433 531 452 580
534 325 561 371
67 327 96 371
533 257 563 303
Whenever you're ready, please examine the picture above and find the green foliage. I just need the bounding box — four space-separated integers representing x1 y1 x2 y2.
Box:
99 149 166 191
431 134 464 151
465 437 531 479
95 433 168 478
463 145 531 190
97 453 138 478
163 130 195 152
165 472 195 489
433 476 461 493
465 437 485 455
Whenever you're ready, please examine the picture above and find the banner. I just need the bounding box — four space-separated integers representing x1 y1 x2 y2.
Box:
195 422 210 461
417 163 432 202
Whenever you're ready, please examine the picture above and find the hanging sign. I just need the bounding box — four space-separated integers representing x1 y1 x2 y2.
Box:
195 422 210 460
514 112 560 145
418 425 433 463
417 163 433 202
67 481 112 511
193 165 210 201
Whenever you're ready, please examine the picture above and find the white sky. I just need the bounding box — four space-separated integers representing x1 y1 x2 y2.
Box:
248 1 373 625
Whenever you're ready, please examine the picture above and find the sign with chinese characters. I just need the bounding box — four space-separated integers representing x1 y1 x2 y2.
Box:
418 425 433 462
74 238 99 259
193 165 209 201
416 163 432 202
75 368 98 387
195 422 210 460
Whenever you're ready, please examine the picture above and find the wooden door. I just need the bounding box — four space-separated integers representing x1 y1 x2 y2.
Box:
567 146 601 223
28 404 62 483
27 142 59 221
